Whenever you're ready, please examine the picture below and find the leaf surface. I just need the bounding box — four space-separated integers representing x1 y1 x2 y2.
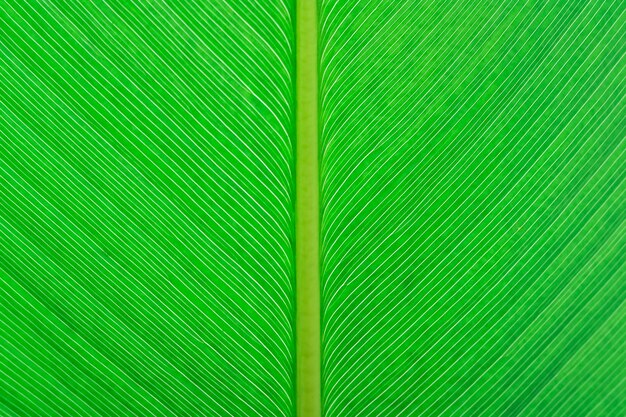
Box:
319 0 626 415
0 1 296 416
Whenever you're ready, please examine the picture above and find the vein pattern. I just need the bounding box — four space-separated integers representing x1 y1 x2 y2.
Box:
0 1 296 416
319 0 626 415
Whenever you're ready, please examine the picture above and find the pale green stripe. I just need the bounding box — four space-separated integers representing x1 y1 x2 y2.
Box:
296 0 321 416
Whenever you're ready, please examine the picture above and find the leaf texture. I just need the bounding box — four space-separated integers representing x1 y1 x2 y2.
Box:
319 0 626 416
0 1 295 416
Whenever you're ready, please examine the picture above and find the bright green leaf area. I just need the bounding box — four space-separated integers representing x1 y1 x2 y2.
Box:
320 0 625 416
1 0 625 416
0 1 296 416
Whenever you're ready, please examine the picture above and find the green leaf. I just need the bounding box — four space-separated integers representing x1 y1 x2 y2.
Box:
319 1 625 416
2 0 625 416
0 1 295 416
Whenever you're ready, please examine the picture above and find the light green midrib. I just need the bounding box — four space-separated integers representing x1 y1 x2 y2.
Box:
295 0 320 416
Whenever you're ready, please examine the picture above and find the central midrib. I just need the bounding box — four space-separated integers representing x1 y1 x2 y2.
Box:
295 0 320 416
